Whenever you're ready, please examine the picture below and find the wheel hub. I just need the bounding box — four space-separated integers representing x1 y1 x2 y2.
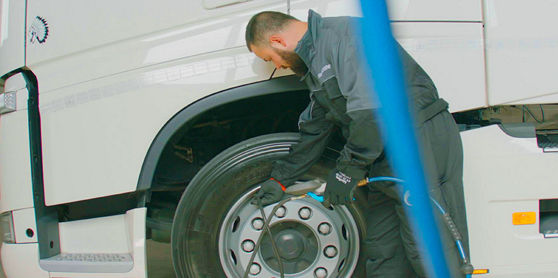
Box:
218 187 361 277
260 222 319 273
275 228 305 259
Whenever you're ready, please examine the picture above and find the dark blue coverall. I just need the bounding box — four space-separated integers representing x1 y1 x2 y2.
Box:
270 10 469 278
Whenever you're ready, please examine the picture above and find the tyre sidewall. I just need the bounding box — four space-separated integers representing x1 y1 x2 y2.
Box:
171 133 299 277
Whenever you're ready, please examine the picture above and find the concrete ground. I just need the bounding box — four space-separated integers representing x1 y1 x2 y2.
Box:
0 257 3 277
0 252 4 278
0 227 5 278
146 240 175 278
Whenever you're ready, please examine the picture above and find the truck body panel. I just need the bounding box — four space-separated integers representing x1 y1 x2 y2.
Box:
0 0 25 77
0 0 557 277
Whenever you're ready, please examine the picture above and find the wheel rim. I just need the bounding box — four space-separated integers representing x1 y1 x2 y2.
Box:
218 187 360 277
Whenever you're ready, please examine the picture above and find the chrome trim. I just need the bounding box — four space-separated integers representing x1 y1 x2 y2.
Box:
0 211 15 243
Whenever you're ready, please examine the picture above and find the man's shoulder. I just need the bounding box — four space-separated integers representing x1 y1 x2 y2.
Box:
313 16 360 70
316 16 360 52
320 16 354 35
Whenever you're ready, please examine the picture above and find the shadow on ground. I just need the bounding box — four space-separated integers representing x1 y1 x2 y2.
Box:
147 240 175 278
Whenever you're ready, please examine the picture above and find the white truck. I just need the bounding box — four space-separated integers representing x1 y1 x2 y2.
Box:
1 0 557 277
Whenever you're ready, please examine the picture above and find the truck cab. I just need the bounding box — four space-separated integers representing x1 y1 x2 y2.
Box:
1 0 558 277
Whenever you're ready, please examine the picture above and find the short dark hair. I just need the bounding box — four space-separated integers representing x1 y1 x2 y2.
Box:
245 11 298 51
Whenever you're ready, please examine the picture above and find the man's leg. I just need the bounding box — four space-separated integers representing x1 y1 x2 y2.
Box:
361 155 416 278
421 111 469 260
395 111 468 277
394 188 465 278
361 186 416 278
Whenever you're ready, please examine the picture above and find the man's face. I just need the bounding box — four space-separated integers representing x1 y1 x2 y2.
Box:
251 45 308 77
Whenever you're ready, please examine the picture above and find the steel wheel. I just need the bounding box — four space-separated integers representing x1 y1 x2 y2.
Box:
171 133 365 278
219 186 360 277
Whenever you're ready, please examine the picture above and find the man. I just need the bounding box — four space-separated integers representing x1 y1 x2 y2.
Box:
246 10 469 277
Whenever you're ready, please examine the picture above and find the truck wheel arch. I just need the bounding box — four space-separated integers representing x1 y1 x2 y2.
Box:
136 75 307 192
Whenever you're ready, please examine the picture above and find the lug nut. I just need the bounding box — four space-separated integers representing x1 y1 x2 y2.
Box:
299 207 312 220
275 206 286 218
314 267 328 278
324 245 338 258
250 263 261 275
242 240 255 252
318 223 331 235
252 218 264 230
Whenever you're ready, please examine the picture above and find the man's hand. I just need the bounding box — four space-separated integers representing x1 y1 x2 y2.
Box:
324 170 358 206
251 179 285 206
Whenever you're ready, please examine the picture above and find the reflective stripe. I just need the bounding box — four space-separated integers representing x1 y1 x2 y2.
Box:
270 178 286 191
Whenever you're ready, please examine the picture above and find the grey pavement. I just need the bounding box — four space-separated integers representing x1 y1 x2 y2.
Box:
0 226 5 278
147 240 175 278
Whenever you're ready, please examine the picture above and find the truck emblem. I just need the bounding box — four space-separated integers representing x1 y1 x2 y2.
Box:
29 16 49 44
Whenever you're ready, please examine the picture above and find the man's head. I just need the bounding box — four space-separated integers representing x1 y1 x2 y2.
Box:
245 11 308 76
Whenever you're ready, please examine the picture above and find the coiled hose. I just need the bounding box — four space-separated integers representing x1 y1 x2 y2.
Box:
363 177 474 278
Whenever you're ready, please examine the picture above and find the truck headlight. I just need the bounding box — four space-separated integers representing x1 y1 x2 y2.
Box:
0 211 15 243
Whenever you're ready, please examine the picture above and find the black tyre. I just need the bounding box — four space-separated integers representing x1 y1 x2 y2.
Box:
171 133 366 277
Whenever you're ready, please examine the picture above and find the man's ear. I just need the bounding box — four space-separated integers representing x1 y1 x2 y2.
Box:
269 34 288 49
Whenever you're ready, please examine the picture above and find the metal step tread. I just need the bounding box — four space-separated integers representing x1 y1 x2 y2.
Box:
537 133 558 150
40 252 133 273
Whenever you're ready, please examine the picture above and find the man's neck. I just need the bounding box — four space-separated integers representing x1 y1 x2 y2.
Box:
287 21 308 50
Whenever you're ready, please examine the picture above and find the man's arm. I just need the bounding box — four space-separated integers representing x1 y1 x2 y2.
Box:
329 32 385 180
271 97 335 185
336 109 383 180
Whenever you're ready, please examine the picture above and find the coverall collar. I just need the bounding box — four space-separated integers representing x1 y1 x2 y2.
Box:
294 9 322 81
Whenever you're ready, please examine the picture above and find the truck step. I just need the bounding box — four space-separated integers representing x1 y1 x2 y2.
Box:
39 253 133 273
537 132 558 152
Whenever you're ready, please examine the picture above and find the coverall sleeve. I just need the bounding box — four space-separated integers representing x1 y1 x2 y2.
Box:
337 110 383 179
271 97 335 185
330 33 385 179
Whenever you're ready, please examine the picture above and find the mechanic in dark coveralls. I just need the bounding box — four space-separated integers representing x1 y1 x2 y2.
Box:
246 10 469 278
